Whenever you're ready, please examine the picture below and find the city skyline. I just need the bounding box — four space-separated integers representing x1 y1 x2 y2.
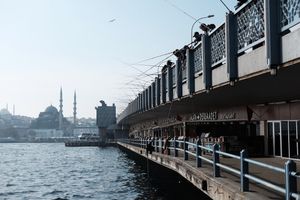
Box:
0 0 236 117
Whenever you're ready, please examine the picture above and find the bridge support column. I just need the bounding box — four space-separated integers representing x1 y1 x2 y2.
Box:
226 12 238 81
176 59 183 98
186 48 195 94
202 33 212 91
265 0 281 69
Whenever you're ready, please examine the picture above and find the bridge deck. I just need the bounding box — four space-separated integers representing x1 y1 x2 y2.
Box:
118 142 300 200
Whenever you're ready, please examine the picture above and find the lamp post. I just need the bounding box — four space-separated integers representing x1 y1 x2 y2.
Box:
191 15 214 47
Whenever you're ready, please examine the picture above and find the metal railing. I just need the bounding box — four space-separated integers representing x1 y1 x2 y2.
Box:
120 138 300 200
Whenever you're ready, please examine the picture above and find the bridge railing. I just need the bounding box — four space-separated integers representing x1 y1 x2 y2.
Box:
117 0 300 124
120 138 300 200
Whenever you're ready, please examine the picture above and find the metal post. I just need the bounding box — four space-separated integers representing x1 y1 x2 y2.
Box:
174 137 178 157
196 139 202 167
184 137 188 160
213 144 220 177
167 139 171 155
285 160 297 200
158 138 161 153
240 149 249 192
161 139 164 154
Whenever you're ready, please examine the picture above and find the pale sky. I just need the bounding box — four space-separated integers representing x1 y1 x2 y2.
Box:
0 0 236 118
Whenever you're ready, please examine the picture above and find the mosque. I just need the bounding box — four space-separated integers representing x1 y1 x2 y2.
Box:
30 88 77 138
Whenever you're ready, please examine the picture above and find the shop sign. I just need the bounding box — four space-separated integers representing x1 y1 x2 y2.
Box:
160 117 177 125
221 112 236 120
191 111 218 121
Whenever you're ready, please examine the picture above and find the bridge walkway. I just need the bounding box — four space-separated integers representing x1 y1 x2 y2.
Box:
118 142 300 200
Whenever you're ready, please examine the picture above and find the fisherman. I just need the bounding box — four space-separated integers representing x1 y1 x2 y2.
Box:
146 138 154 155
163 136 171 155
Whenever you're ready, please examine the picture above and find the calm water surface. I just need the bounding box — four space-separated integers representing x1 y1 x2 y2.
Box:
0 143 210 200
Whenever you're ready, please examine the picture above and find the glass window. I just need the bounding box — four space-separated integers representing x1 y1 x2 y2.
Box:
289 121 297 158
281 121 288 157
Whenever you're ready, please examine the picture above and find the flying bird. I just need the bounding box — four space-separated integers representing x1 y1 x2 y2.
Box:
108 19 116 23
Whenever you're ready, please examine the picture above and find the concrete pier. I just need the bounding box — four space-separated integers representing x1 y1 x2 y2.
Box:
118 142 296 200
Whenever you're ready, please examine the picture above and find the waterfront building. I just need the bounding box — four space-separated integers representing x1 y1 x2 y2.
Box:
95 107 127 141
117 0 300 159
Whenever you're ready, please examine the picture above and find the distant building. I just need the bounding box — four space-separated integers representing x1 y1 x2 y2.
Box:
30 105 61 129
30 105 72 138
0 108 32 129
95 100 116 142
29 88 75 138
96 100 116 128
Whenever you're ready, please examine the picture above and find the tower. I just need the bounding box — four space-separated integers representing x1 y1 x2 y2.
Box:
73 90 77 126
59 87 63 130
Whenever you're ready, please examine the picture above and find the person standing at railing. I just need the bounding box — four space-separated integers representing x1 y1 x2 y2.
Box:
163 136 171 154
146 137 154 155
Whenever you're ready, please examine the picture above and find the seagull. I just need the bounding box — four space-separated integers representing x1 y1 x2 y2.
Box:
108 19 116 23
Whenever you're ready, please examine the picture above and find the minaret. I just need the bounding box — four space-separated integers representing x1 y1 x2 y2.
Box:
73 90 77 126
59 87 63 130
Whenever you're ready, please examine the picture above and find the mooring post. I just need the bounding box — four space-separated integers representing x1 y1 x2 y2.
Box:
285 160 297 200
240 149 249 192
196 139 202 167
213 144 220 177
174 137 178 157
184 137 188 160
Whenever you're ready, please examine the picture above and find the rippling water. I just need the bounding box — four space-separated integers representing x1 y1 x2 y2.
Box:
0 143 210 200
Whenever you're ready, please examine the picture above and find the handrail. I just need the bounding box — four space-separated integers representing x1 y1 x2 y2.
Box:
244 158 285 173
216 163 240 175
245 174 286 194
120 138 300 199
216 150 240 159
198 145 213 152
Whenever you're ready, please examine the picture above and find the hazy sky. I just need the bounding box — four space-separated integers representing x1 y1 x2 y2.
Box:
0 0 236 118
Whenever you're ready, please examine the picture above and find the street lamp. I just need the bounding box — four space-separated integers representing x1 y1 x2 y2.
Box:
191 14 214 47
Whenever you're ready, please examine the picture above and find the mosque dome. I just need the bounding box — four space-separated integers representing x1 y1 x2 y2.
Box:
44 105 58 114
0 108 11 116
